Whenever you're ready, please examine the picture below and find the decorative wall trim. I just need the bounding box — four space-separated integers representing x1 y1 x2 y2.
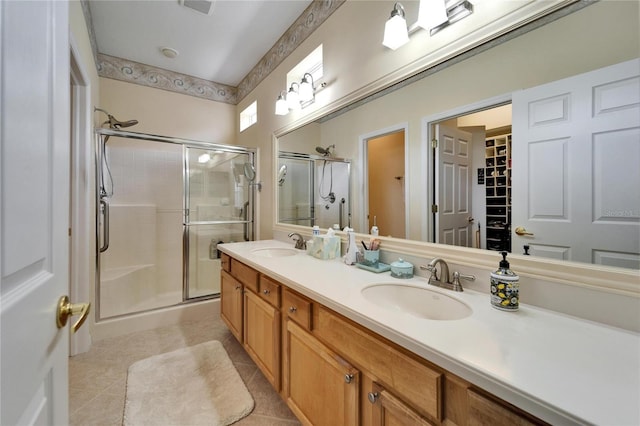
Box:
98 54 238 104
86 0 344 104
236 0 345 101
80 0 99 70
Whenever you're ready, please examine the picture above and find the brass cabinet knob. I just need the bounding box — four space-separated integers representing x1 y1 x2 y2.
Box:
56 296 90 333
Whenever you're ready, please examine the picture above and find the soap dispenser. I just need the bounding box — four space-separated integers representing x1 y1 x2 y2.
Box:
343 227 358 265
490 251 519 311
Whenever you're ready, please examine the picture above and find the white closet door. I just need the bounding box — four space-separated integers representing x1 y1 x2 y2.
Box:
512 59 640 267
437 124 473 247
0 1 71 424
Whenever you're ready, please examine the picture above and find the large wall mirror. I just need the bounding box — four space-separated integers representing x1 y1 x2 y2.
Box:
276 1 639 271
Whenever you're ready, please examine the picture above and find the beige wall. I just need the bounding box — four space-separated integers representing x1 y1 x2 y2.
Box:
254 1 639 240
98 78 235 143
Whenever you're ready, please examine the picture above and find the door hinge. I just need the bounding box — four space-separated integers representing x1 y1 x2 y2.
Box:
431 138 438 149
432 204 438 213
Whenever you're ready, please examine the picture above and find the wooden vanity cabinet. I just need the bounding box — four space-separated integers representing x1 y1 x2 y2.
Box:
243 274 281 390
220 255 546 426
220 270 243 342
312 305 443 423
367 382 434 426
285 319 360 425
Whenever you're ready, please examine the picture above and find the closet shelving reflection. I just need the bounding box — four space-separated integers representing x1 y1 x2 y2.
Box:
485 134 512 252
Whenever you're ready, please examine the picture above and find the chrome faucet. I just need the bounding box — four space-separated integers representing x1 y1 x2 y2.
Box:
288 232 306 250
424 258 450 286
420 258 475 292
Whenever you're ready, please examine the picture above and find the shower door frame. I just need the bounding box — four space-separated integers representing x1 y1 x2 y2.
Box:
94 128 257 321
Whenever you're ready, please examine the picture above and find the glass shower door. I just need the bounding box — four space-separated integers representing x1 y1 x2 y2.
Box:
184 147 254 299
98 137 184 318
278 156 314 227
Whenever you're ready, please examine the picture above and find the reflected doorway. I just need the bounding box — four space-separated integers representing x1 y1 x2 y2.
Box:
366 130 406 238
431 103 513 251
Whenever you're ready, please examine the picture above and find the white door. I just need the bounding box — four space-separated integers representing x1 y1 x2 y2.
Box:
512 59 640 267
436 124 473 246
1 1 73 424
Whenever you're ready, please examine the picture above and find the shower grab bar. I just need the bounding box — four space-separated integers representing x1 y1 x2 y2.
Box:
339 198 346 230
243 201 250 241
99 198 109 253
280 217 315 222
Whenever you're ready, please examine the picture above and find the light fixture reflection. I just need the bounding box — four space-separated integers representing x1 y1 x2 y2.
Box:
382 2 409 50
198 153 211 163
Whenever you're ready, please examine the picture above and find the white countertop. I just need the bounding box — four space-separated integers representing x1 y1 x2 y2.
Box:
219 240 640 425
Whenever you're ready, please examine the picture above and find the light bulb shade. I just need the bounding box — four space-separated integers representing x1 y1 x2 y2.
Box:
417 0 448 31
299 78 314 103
382 14 409 50
286 86 301 110
275 96 288 115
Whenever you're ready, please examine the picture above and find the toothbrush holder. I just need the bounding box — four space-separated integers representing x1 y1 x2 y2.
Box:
362 249 380 267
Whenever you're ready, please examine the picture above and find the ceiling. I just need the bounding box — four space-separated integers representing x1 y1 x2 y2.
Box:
89 0 313 87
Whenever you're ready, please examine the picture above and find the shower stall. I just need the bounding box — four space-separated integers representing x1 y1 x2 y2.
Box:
278 151 351 229
95 127 256 320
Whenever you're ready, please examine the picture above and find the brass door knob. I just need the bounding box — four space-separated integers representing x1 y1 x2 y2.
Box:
56 296 90 333
515 226 534 236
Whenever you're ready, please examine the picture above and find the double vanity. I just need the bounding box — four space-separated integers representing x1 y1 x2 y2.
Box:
219 239 639 425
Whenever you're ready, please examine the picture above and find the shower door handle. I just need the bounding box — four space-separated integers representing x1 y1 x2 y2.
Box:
99 198 110 253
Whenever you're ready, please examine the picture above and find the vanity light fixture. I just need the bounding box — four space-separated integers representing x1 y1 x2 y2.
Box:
275 75 326 116
198 152 211 163
286 82 301 110
382 0 474 50
382 2 409 50
275 91 289 116
299 73 315 103
429 0 474 35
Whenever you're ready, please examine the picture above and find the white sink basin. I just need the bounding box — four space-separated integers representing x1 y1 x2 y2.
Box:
251 247 299 258
361 284 472 321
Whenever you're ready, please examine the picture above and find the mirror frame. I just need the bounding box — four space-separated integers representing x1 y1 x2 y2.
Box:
272 1 639 297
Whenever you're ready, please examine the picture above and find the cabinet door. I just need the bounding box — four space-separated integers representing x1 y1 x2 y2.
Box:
220 270 243 342
468 389 541 426
368 382 434 426
285 320 359 426
244 288 281 390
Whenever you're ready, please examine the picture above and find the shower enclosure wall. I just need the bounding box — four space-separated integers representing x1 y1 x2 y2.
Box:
278 151 351 230
96 128 256 320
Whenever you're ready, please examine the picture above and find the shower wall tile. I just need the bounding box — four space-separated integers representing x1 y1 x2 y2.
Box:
101 205 157 270
108 139 182 210
156 210 183 294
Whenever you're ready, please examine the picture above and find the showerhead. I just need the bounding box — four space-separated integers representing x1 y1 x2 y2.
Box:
315 144 335 156
95 107 139 129
111 118 139 129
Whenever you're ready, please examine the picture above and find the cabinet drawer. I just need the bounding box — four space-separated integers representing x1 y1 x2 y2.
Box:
220 253 230 272
313 306 443 423
283 289 312 331
230 258 258 293
259 274 281 308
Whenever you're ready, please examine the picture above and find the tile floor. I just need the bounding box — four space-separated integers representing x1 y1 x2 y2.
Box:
69 317 300 425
